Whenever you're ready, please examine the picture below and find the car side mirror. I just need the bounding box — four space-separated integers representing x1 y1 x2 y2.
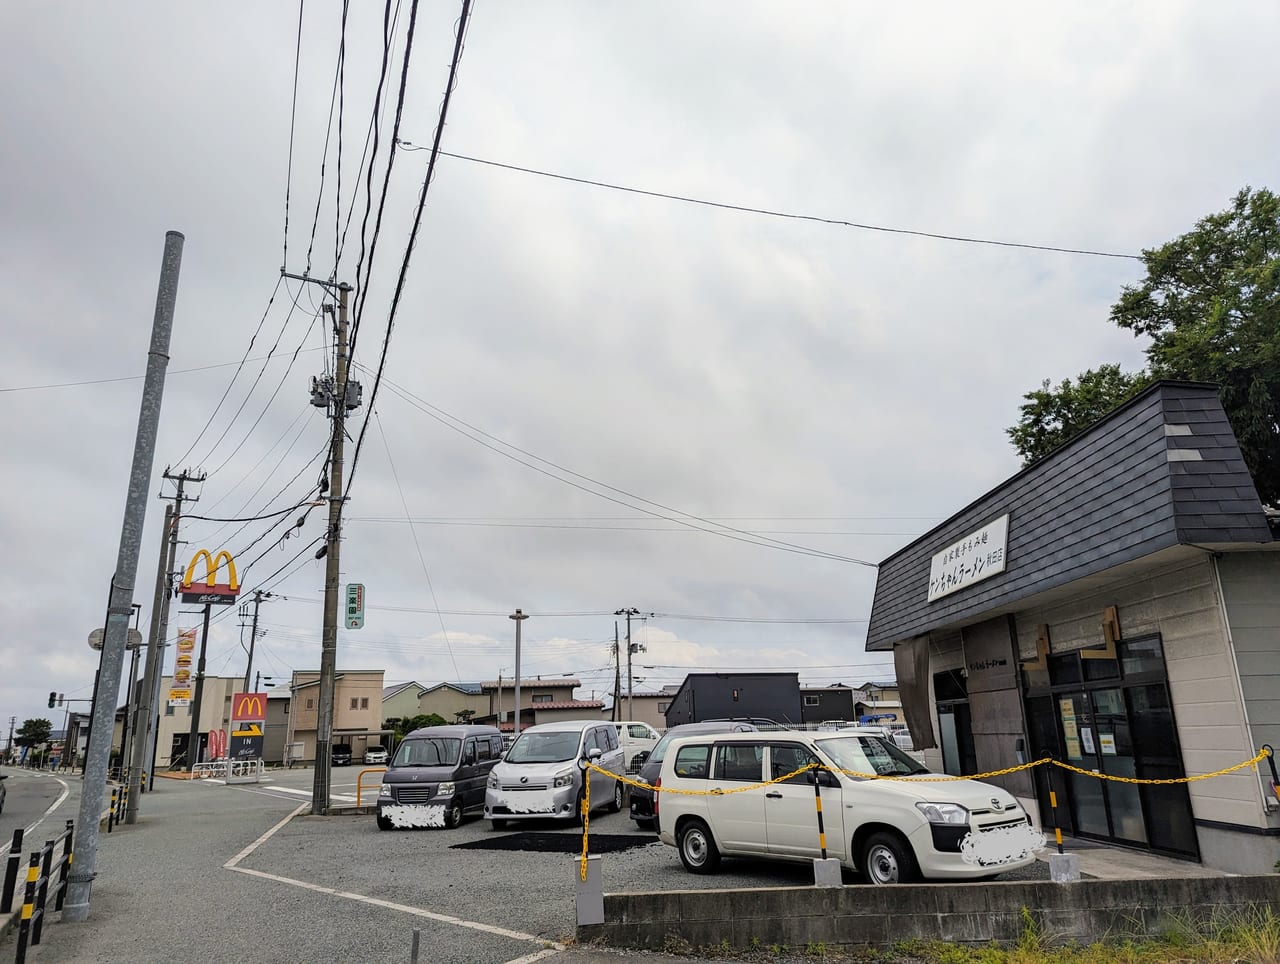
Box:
586 747 603 761
634 750 650 767
806 769 838 788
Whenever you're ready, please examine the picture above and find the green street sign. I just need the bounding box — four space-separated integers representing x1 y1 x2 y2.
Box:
345 582 365 629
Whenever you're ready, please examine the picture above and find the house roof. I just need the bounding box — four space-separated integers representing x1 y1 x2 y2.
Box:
528 699 603 711
382 681 423 700
418 681 483 696
481 678 580 689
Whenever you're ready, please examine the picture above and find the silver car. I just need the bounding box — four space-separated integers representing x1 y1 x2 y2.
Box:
485 720 624 828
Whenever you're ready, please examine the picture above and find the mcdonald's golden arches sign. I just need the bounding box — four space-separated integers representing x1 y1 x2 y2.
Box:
180 549 240 605
231 692 268 722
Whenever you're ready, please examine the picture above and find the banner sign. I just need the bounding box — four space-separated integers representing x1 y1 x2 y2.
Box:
928 514 1010 602
180 549 240 605
168 688 192 706
177 628 196 654
230 721 264 760
345 583 365 629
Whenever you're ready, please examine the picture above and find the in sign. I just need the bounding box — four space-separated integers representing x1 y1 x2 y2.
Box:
346 582 365 629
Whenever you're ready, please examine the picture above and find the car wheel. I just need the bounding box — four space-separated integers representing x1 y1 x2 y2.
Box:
607 780 623 813
376 815 393 831
677 819 721 874
443 800 463 829
574 787 587 825
861 831 920 884
490 818 508 830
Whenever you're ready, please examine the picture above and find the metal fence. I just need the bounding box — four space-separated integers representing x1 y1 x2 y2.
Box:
4 819 74 963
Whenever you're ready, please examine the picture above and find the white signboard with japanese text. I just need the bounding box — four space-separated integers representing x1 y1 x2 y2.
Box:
928 514 1010 602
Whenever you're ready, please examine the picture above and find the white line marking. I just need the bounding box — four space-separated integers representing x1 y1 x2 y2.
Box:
503 948 563 964
263 785 356 802
221 803 563 951
0 774 71 858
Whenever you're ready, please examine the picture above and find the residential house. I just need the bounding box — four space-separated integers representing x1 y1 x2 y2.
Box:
288 669 386 762
476 678 602 734
664 672 802 727
380 681 426 727
416 681 486 724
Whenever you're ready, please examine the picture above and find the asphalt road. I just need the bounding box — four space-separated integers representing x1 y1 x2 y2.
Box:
1 766 1050 963
0 767 73 861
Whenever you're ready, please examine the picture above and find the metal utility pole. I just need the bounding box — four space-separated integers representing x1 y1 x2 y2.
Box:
5 717 13 763
127 500 172 813
117 607 143 775
65 229 183 923
286 271 358 816
611 623 621 722
184 602 214 770
615 608 640 720
242 589 271 692
509 610 528 737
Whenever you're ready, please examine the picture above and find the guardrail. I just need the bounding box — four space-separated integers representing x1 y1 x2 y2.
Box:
355 767 386 807
11 819 73 963
106 783 129 832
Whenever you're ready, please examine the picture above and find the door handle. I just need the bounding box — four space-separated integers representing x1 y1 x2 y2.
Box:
765 791 783 799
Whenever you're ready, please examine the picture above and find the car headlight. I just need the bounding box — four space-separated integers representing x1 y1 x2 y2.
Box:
436 782 455 797
487 774 499 789
915 802 969 825
378 783 393 798
553 772 574 788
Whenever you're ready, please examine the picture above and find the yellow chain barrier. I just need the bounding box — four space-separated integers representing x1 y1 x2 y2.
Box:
577 746 1275 877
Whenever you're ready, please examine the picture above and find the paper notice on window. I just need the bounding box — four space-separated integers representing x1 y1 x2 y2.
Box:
1064 736 1082 760
1062 719 1078 740
1059 698 1075 720
1099 732 1116 755
1080 728 1095 754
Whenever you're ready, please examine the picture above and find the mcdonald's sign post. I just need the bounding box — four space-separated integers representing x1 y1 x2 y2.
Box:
230 692 267 760
180 549 240 605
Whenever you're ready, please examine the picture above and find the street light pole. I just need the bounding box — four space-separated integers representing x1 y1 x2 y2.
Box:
509 610 528 737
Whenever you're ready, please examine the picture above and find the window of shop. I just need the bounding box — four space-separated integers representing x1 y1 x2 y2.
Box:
933 668 976 777
1022 633 1197 860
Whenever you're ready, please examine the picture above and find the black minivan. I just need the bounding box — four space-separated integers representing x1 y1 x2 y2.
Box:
376 725 504 830
331 743 353 766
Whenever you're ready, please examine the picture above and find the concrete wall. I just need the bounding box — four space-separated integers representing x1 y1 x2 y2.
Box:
580 876 1280 952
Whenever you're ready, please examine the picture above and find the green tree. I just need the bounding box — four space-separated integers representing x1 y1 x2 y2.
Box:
1008 187 1280 504
454 708 476 724
15 718 53 748
398 713 447 737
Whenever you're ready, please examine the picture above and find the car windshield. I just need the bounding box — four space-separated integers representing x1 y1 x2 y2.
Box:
393 737 460 767
368 745 385 753
505 731 581 763
815 735 930 777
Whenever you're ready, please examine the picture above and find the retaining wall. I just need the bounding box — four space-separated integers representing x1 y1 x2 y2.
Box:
578 876 1280 951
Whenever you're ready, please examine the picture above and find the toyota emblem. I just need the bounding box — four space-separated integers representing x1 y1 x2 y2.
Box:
520 776 529 784
991 797 1001 808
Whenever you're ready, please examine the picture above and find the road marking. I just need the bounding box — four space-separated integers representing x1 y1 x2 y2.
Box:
0 774 71 858
222 803 564 953
263 785 356 802
503 949 562 964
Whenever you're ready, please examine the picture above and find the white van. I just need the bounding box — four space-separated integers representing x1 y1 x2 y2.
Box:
655 730 1041 883
613 721 661 773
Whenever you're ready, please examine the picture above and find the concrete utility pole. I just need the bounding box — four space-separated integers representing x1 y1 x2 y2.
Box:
611 622 621 722
285 271 357 816
242 589 271 692
509 610 528 737
65 229 183 923
615 608 640 720
184 601 214 769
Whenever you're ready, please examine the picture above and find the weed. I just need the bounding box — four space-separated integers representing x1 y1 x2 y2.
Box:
750 936 761 950
661 932 692 956
806 940 828 958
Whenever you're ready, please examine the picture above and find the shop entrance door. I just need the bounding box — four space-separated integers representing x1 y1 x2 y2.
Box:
1023 635 1198 860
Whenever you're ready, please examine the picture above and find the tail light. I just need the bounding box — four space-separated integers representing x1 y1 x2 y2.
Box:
653 777 661 816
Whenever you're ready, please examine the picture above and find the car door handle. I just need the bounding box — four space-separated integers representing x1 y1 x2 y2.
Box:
765 791 783 799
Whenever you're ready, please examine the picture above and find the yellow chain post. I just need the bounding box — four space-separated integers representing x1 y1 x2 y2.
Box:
580 771 592 881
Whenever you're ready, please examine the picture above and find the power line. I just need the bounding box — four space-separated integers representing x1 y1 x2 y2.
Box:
345 516 921 536
396 141 1143 261
0 348 324 394
343 0 473 504
282 0 306 266
365 368 878 567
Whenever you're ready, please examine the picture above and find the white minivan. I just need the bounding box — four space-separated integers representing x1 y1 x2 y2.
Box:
613 720 661 773
655 730 1041 883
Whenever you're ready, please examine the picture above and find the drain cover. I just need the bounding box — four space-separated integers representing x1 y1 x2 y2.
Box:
452 832 660 854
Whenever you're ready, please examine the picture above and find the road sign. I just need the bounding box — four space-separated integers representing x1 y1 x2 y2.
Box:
88 628 143 651
345 583 365 629
229 734 264 759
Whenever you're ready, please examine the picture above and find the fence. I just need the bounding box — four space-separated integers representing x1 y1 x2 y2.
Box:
3 819 73 964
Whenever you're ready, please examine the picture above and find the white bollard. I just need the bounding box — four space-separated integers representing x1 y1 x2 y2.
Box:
575 855 605 925
1048 852 1080 882
813 857 843 887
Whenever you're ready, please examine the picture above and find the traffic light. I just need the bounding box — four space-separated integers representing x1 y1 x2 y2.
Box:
48 691 56 708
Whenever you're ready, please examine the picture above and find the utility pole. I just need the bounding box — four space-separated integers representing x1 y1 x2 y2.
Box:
133 469 199 806
615 608 641 720
286 271 358 816
65 230 183 923
611 622 621 722
242 589 271 692
5 717 13 763
509 610 528 737
184 601 214 770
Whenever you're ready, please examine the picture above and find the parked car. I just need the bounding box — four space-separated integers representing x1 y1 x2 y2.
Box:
364 744 389 765
655 729 1040 883
613 720 661 773
377 725 503 830
485 720 624 828
331 743 353 766
629 720 759 830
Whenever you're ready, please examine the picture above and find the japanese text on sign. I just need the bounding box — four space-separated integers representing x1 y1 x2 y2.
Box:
927 514 1010 602
346 582 365 629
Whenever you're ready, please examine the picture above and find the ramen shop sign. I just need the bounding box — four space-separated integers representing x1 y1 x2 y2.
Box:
928 514 1009 602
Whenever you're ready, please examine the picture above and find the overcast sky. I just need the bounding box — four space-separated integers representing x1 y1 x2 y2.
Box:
3 2 1278 734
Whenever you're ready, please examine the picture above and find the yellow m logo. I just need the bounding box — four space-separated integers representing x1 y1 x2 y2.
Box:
182 549 239 590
